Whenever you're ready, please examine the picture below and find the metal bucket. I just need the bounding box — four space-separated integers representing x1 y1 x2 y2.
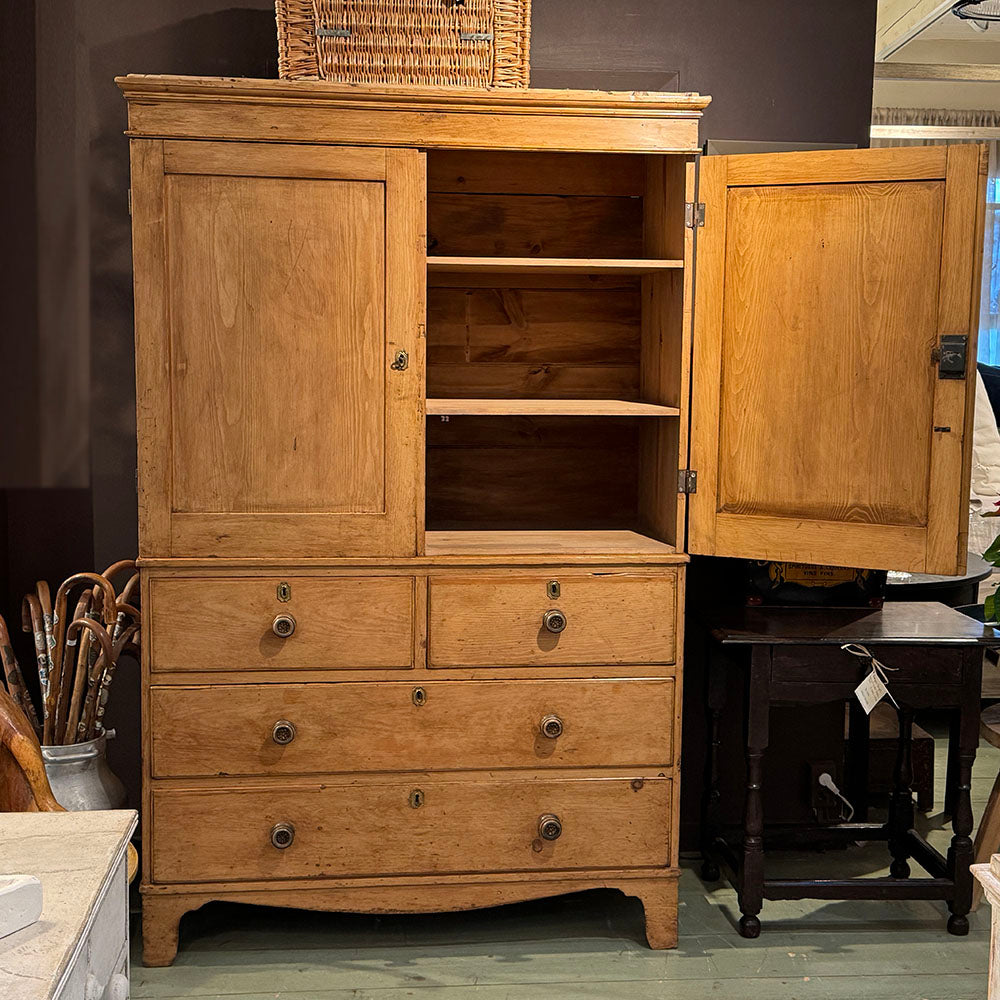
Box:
41 730 127 811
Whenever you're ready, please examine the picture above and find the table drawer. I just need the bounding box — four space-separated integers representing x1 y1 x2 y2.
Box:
428 572 678 667
148 576 415 672
150 775 671 883
150 677 676 777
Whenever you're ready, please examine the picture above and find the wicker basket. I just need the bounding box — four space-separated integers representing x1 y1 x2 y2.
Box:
275 0 530 88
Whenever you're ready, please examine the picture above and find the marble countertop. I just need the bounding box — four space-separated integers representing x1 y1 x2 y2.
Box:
0 810 137 1000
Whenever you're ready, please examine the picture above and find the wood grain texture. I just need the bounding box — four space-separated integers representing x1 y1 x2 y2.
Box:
427 150 646 197
130 139 171 556
167 172 385 516
428 194 643 258
717 179 943 526
428 572 677 667
150 774 672 883
133 142 425 558
423 530 678 557
425 416 639 531
425 399 678 417
430 282 615 365
150 678 676 777
724 145 948 186
690 145 984 573
139 872 680 965
148 576 415 671
117 76 707 156
163 140 386 179
427 257 682 274
926 144 988 574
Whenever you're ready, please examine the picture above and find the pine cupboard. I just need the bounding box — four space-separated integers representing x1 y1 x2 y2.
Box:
118 75 986 966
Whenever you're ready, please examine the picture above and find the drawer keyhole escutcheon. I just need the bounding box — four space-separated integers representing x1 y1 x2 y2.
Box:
542 609 567 634
412 686 427 707
409 789 424 808
272 720 296 745
538 814 562 841
272 614 296 638
276 581 292 602
270 822 295 849
540 714 563 739
546 580 560 599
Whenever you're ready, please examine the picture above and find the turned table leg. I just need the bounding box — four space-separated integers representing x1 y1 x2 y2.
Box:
738 646 771 939
948 649 983 936
888 706 915 879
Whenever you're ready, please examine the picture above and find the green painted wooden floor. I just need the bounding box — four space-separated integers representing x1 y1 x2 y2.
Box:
132 732 1000 1000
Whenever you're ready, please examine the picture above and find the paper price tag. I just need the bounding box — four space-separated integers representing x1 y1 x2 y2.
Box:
855 667 889 715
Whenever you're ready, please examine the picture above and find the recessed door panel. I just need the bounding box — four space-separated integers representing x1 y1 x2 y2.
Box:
689 146 986 573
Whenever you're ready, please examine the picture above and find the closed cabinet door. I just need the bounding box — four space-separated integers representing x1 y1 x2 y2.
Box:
689 145 987 574
130 140 425 558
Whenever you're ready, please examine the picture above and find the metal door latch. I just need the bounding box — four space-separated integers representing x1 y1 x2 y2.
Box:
390 350 409 371
932 335 968 379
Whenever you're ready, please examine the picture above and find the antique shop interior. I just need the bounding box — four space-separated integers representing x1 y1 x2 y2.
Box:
4 1 1000 998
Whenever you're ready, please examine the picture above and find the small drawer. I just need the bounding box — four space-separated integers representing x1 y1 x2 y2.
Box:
148 576 415 672
150 774 672 883
150 677 676 777
428 571 677 668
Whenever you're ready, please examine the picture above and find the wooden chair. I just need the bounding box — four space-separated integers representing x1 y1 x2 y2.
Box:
973 703 1000 910
0 685 137 880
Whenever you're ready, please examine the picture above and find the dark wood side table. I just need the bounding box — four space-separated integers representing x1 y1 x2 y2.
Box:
701 602 998 939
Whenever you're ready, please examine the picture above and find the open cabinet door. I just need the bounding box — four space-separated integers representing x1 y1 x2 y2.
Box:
689 145 987 574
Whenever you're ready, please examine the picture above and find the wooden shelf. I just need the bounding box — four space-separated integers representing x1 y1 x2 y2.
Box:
426 256 683 275
424 530 678 558
426 398 680 417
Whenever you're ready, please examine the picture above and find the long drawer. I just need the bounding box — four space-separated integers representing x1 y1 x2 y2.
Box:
148 576 415 672
150 775 672 883
428 572 678 667
150 678 676 777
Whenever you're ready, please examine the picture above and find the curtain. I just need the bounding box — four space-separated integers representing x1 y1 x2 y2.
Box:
872 107 1000 365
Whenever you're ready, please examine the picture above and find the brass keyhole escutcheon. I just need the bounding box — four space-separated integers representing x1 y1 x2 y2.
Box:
272 720 296 745
540 714 563 739
276 581 292 603
272 614 296 638
390 349 409 371
409 789 424 808
270 822 295 849
547 580 560 600
412 686 427 707
538 814 562 841
542 609 567 634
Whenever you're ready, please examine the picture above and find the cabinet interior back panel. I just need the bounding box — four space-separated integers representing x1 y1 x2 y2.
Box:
425 415 639 531
719 179 945 527
427 275 641 399
165 174 386 515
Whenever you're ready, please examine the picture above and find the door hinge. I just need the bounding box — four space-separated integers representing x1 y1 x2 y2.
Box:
127 188 132 217
678 469 698 494
685 202 705 228
931 335 968 380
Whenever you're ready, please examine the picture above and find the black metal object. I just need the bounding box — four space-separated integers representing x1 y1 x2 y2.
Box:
953 1 1000 21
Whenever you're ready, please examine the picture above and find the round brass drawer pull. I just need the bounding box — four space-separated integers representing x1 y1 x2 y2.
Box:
538 813 562 841
272 614 296 638
270 822 295 849
272 720 296 745
540 714 564 739
542 609 567 634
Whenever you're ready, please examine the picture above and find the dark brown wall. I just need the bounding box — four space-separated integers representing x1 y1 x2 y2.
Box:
5 0 876 812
